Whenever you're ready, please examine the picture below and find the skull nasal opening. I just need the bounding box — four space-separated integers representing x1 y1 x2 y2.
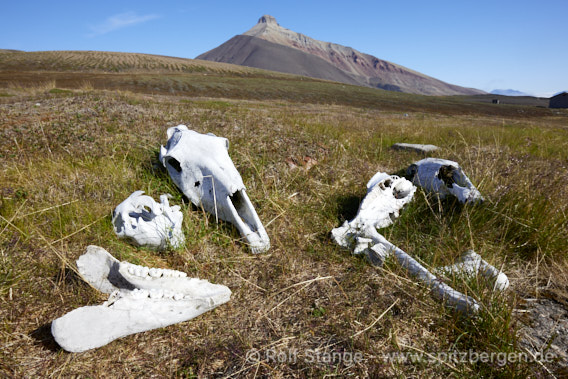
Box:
166 157 182 173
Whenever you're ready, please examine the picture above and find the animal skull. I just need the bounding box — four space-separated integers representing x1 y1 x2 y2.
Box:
160 125 270 254
406 158 483 204
112 191 185 250
51 246 231 352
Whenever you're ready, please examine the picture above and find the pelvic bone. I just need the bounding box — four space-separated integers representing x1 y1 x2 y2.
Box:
331 172 506 314
407 158 484 204
51 246 231 352
160 125 270 253
112 191 185 250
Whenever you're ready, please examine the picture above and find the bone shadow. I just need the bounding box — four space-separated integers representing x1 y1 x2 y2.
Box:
334 193 364 223
31 323 61 352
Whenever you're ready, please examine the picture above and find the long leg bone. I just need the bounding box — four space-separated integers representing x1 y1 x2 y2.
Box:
332 173 480 314
159 125 270 253
363 227 480 313
112 191 185 250
51 246 231 352
406 158 484 204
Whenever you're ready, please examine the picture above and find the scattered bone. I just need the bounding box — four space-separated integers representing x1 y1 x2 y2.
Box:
332 173 416 244
160 125 270 253
436 250 509 291
52 246 231 352
332 173 481 314
391 143 439 154
112 191 185 250
407 158 483 204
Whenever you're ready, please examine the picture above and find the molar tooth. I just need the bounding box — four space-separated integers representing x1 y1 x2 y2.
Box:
149 289 163 299
163 290 174 299
131 288 149 299
127 265 135 275
149 268 161 278
141 267 149 277
179 272 187 278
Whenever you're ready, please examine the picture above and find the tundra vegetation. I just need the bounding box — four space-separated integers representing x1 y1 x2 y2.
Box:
0 50 567 377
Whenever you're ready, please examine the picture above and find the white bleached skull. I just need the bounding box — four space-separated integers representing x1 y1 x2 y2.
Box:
406 158 483 204
159 125 270 253
112 191 185 250
51 246 231 352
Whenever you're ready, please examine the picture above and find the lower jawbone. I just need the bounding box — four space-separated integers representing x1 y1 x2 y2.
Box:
51 246 231 353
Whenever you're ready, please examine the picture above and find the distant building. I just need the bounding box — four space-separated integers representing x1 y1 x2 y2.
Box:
549 92 568 108
492 99 500 104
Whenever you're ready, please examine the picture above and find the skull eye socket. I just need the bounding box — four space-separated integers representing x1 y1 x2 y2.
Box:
437 165 456 188
166 158 182 173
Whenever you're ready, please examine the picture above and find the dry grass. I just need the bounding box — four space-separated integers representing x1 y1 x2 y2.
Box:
1 73 567 377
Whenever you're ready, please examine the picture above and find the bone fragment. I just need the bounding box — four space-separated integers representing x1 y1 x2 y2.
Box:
436 250 509 291
112 191 185 250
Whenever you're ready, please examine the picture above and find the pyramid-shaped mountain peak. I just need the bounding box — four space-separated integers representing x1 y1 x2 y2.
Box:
197 15 484 96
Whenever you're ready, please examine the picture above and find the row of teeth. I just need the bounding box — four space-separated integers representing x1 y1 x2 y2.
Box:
122 262 187 279
130 288 188 301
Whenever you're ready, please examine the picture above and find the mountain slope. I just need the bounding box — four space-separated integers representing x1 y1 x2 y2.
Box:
197 15 484 96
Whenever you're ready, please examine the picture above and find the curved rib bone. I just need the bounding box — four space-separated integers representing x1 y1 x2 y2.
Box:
51 246 231 352
159 125 270 253
112 191 185 250
407 158 483 204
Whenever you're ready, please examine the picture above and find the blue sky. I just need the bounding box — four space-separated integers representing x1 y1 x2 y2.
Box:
1 1 566 97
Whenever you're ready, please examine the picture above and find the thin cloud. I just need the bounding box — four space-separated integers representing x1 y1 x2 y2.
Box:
88 12 159 36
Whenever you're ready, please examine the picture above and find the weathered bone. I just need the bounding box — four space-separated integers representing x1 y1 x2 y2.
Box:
112 191 185 250
332 173 416 263
406 158 483 204
436 250 509 291
51 246 231 352
364 228 480 313
332 173 480 314
160 125 270 253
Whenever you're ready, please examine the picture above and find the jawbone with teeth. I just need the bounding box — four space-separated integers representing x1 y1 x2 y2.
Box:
51 246 231 352
159 125 270 254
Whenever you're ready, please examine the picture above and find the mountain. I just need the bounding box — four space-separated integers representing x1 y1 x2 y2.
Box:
490 89 530 96
197 15 484 96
